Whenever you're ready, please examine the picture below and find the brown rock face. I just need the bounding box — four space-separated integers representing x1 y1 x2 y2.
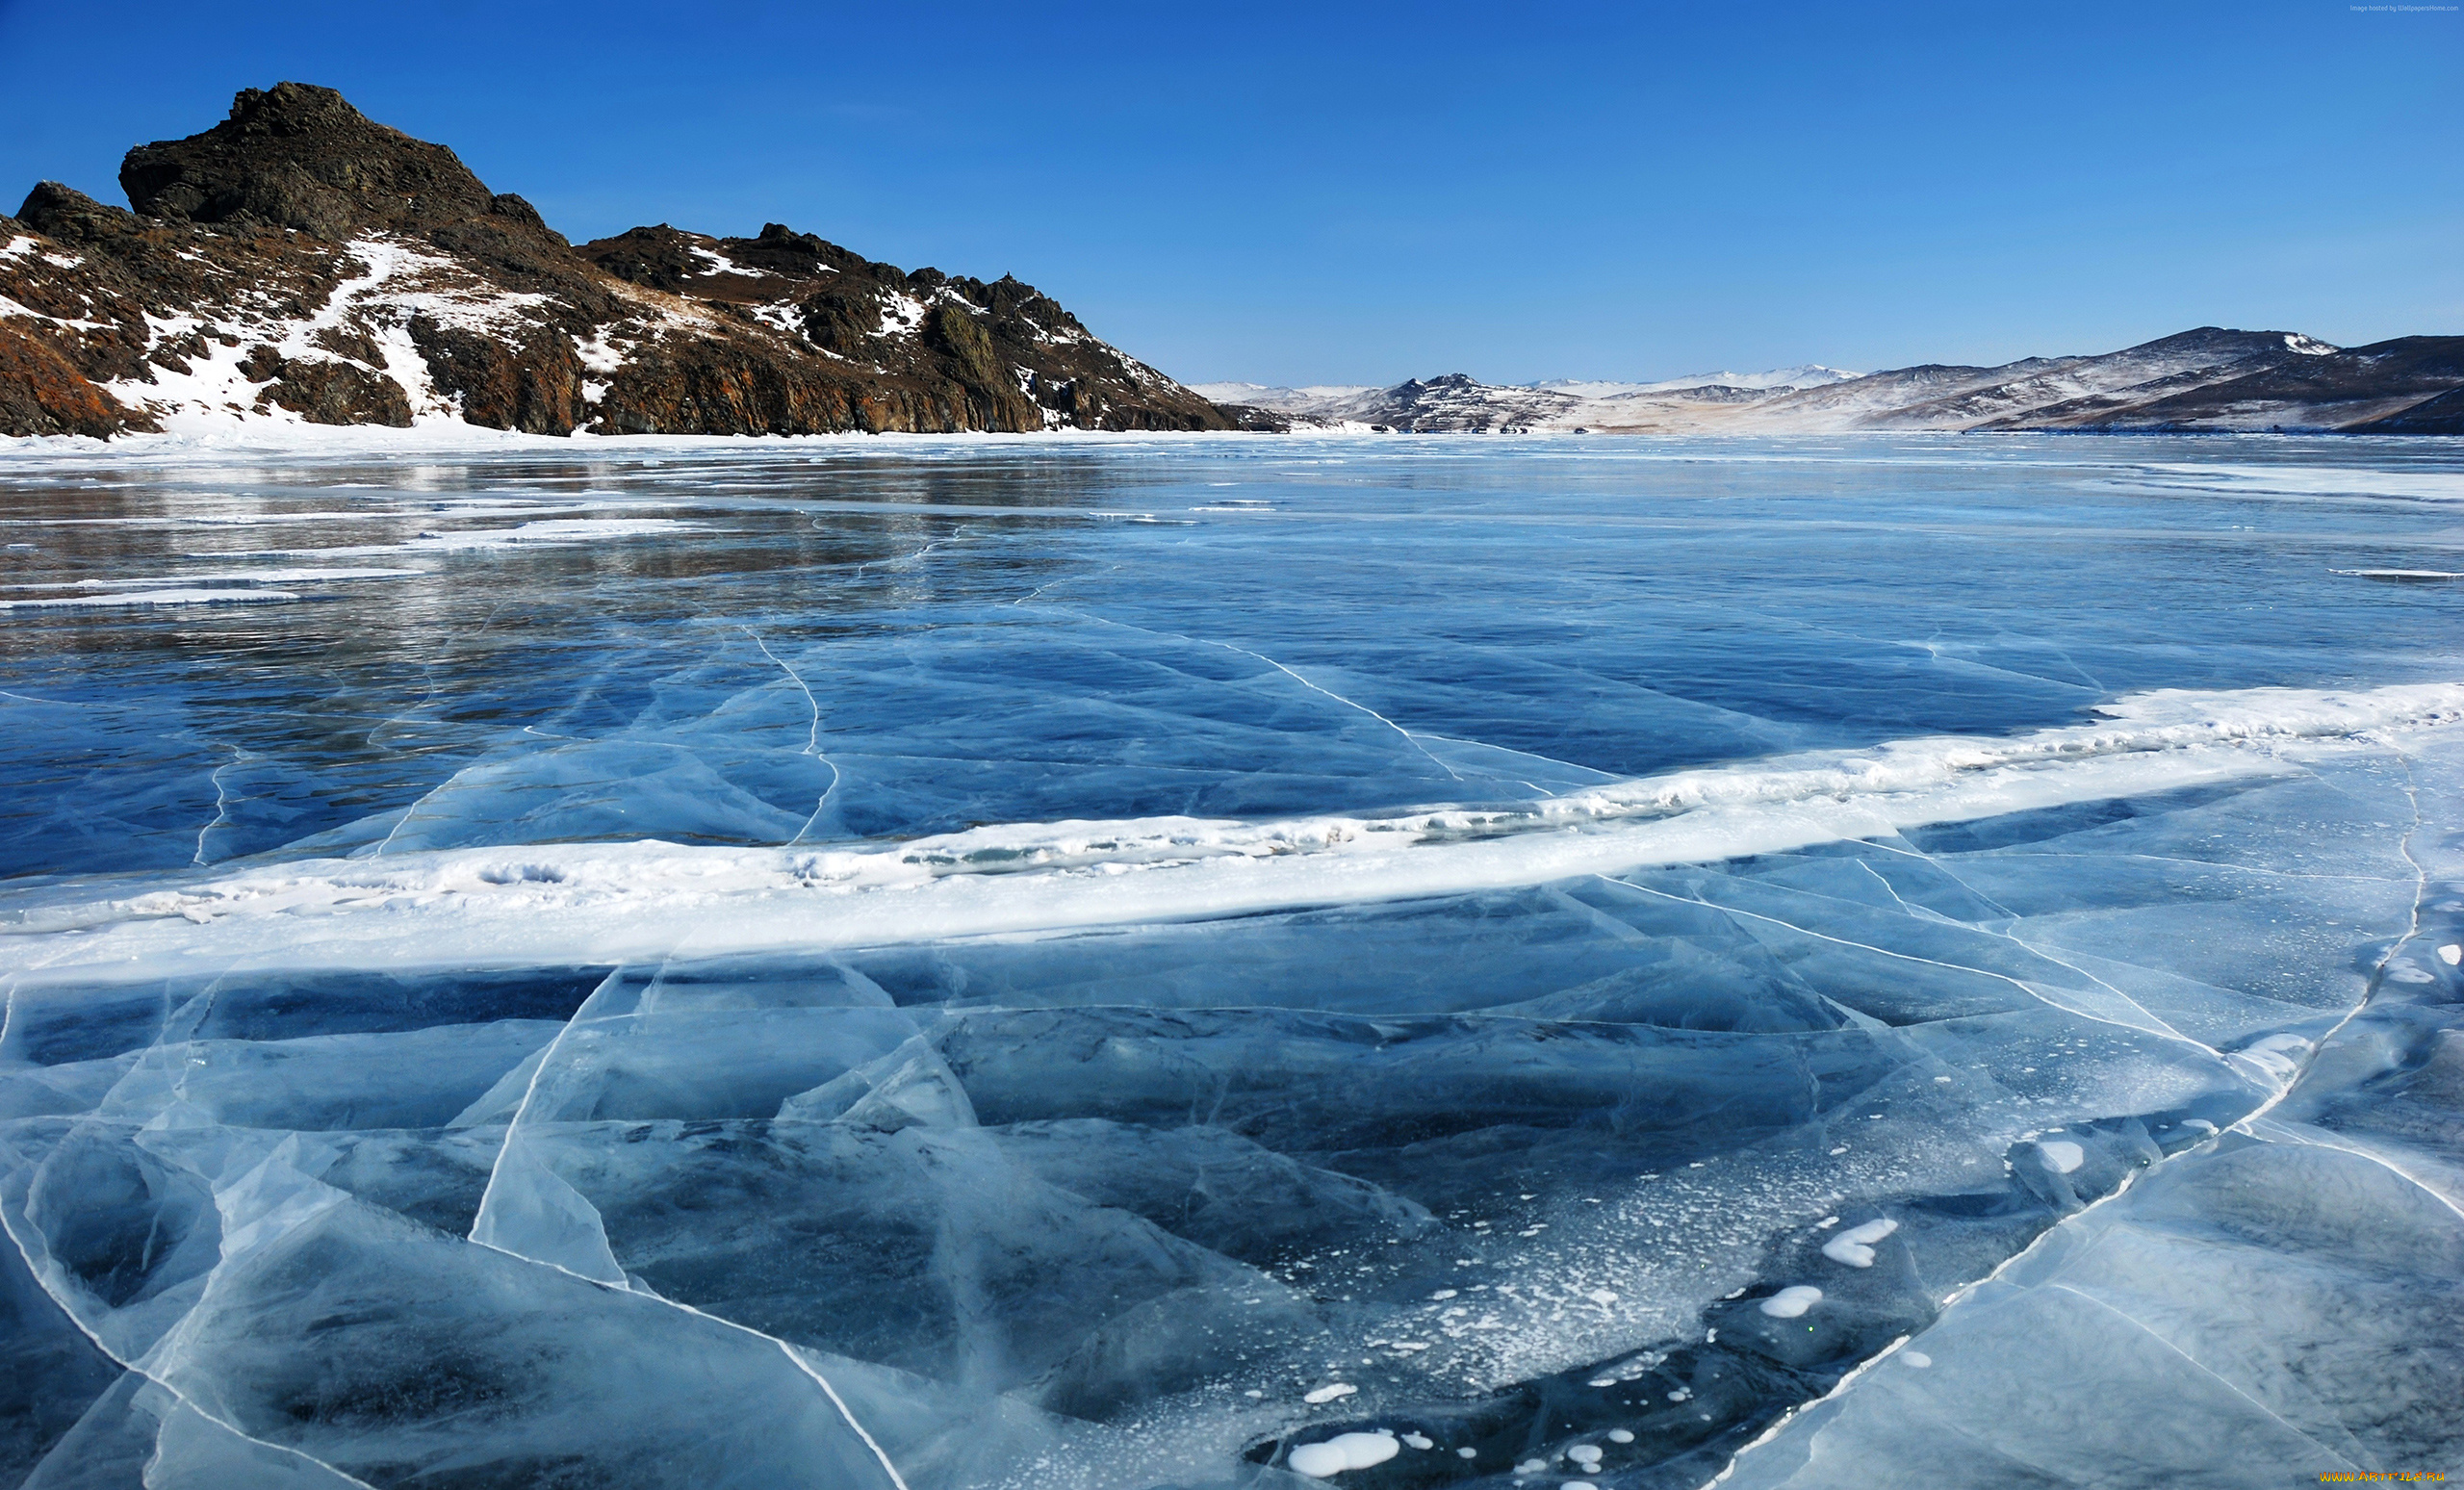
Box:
4 85 1247 440
409 317 584 434
575 222 1236 435
241 347 413 426
595 341 859 436
0 322 151 437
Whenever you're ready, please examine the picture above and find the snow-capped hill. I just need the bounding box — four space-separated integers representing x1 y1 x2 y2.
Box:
1188 381 1377 414
1216 330 2460 435
1527 366 1862 397
1234 374 1577 432
0 84 1238 439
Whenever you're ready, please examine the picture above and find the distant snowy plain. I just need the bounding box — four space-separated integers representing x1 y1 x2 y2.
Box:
1 431 2459 1488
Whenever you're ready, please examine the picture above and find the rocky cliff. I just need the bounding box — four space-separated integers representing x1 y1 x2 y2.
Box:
0 84 1243 439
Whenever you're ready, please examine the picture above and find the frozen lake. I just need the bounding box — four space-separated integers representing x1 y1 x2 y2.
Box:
2 432 2459 1488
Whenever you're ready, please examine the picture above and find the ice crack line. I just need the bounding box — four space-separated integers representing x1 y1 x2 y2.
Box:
850 527 974 581
1050 605 1469 783
192 745 251 867
465 958 910 1490
1601 875 2226 1062
1009 561 1118 607
0 1201 382 1489
2230 751 2428 1141
1852 843 2219 1057
744 628 823 757
2243 1118 2464 1222
742 626 842 844
1203 635 1468 783
1706 1132 2177 1489
2046 1283 2360 1467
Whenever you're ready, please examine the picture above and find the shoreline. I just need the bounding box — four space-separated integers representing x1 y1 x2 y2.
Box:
7 422 2458 465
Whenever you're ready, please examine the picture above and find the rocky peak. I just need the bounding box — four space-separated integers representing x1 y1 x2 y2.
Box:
13 182 140 244
2123 326 2331 361
117 82 552 245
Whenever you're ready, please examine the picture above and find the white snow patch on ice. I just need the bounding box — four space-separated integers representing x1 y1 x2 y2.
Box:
2230 1032 2312 1086
1820 1218 1899 1268
2038 1141 2086 1174
1759 1286 1823 1319
52 568 423 588
1287 1431 1398 1477
2133 464 2464 504
1302 1382 1358 1404
400 519 691 552
0 588 301 611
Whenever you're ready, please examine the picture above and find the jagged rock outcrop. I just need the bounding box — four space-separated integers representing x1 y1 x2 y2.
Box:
575 222 1227 434
0 85 1241 439
122 83 508 241
239 344 413 425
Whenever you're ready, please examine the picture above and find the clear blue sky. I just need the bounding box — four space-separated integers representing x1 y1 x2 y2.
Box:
2 0 2456 386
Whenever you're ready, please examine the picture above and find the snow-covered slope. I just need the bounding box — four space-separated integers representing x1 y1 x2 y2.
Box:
1188 381 1377 414
1527 365 1862 398
1222 332 2461 435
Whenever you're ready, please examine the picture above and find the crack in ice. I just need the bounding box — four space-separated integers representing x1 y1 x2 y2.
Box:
2043 1282 2362 1469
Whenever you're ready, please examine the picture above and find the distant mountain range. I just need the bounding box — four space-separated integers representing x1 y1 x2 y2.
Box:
1200 329 2464 435
0 84 1237 439
1 85 2454 442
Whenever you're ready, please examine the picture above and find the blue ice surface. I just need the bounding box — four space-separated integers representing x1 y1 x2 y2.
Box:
0 432 2459 1489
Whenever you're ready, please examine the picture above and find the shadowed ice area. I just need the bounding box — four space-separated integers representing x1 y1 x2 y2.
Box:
1 433 2459 1488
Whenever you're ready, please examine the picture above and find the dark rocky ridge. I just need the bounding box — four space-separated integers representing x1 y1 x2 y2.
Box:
1 84 1240 438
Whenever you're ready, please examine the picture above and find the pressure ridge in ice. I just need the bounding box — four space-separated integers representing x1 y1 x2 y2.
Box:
13 679 2461 988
